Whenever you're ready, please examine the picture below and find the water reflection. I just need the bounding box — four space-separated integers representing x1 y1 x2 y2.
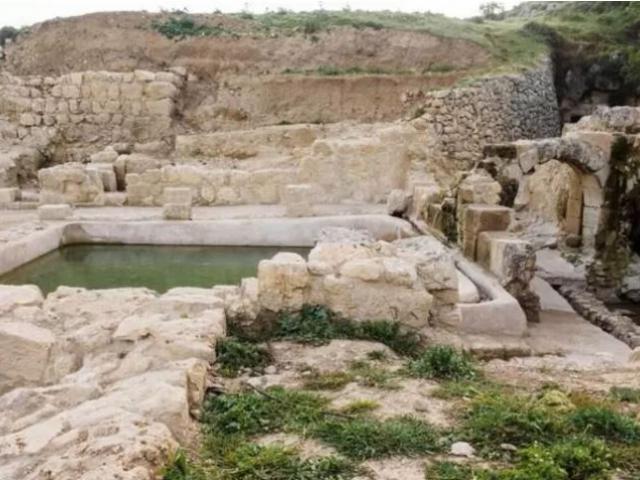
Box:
0 244 308 294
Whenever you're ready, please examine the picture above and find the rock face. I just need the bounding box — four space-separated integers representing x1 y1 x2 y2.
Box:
0 285 226 479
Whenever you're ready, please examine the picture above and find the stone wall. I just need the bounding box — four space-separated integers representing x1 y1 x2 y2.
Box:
417 58 561 169
0 69 183 159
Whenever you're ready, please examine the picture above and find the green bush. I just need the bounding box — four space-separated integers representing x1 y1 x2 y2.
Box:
153 14 230 39
479 438 613 480
407 345 476 380
215 338 271 377
568 406 640 444
313 415 439 459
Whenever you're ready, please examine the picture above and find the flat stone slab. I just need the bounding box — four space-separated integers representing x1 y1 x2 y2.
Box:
38 204 73 221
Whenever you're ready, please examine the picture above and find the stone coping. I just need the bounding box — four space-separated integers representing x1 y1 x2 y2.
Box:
0 215 415 276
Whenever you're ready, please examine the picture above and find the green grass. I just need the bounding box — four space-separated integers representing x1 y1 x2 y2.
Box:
313 415 440 460
407 345 477 381
153 12 235 39
610 386 640 404
215 338 272 377
426 461 474 480
568 406 640 444
303 371 354 391
268 305 422 357
339 399 380 415
348 360 400 390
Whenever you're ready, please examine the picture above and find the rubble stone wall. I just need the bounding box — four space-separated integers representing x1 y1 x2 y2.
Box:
418 58 561 168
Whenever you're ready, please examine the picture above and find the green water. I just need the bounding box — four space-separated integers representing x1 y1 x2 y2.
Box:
0 244 308 294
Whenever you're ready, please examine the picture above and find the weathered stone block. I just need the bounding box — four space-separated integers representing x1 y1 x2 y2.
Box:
258 252 310 312
460 204 512 259
38 204 73 221
163 187 192 205
0 187 19 203
0 322 55 386
283 184 313 217
163 203 192 220
386 189 410 216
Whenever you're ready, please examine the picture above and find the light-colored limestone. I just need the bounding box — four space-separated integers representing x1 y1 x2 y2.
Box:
460 204 512 259
163 187 192 205
0 322 55 389
38 204 73 221
0 187 19 203
258 252 310 312
163 203 192 220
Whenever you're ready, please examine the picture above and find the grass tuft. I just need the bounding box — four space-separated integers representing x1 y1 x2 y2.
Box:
215 338 272 377
313 415 440 460
407 345 476 381
272 305 422 357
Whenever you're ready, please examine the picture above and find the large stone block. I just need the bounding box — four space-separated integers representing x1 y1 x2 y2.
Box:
283 184 314 217
0 322 56 387
0 187 19 203
258 252 310 312
163 203 192 220
460 204 512 259
163 187 192 205
477 232 535 284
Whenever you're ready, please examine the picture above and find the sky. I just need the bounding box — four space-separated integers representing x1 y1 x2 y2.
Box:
1 0 523 27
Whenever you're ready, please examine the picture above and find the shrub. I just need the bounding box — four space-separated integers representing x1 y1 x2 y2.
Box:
153 14 230 39
313 415 439 459
215 338 271 377
407 345 476 380
568 406 640 444
479 438 613 480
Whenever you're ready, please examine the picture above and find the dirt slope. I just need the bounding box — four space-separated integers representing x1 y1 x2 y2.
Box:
2 12 491 78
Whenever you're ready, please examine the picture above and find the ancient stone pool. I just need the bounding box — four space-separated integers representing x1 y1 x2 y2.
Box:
0 244 308 294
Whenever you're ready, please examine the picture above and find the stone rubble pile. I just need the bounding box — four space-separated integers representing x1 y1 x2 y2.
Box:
0 285 226 479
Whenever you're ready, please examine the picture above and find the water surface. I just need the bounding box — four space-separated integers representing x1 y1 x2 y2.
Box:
0 244 308 294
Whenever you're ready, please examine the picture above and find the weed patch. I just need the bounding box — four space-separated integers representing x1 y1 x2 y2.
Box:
348 360 400 390
215 338 271 377
610 386 640 404
568 406 640 444
313 415 439 459
407 345 476 380
272 305 422 357
303 371 354 391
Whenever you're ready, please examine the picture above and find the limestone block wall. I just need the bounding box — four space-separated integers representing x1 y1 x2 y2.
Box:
418 58 561 169
0 69 183 157
126 165 297 206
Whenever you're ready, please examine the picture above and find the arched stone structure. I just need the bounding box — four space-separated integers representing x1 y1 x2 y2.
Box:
484 135 610 249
